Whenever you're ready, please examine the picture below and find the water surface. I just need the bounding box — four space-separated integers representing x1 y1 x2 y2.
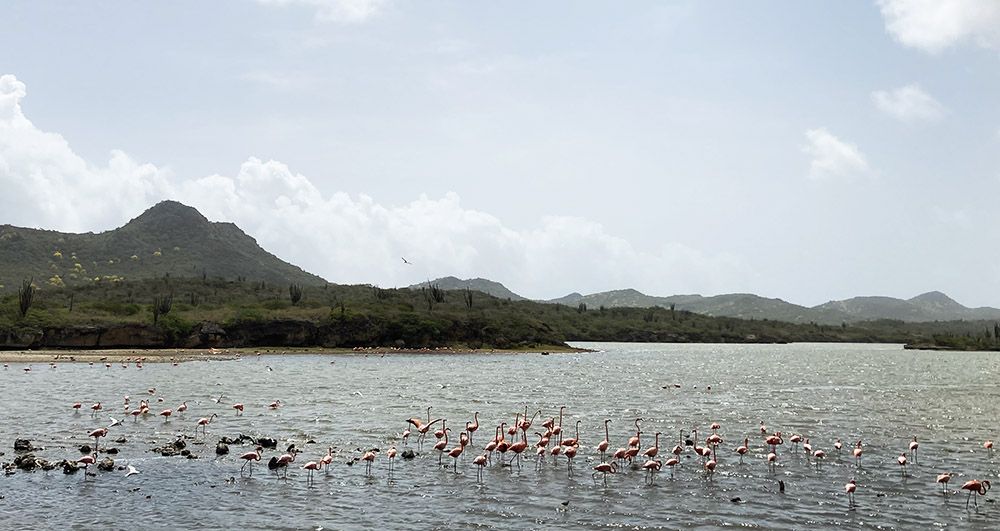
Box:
1 342 998 529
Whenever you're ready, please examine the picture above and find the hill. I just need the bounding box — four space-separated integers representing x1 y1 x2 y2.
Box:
815 291 1000 322
0 201 325 291
409 277 526 301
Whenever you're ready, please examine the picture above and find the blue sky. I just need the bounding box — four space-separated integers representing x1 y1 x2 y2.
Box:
2 1 1000 306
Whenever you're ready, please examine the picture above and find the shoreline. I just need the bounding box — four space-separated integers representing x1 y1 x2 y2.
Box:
0 344 590 364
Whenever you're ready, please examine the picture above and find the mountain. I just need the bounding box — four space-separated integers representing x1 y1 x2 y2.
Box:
408 276 526 300
547 287 1000 324
816 291 1000 322
0 200 325 291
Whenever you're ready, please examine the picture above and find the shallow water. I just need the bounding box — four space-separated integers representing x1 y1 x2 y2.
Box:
1 342 998 530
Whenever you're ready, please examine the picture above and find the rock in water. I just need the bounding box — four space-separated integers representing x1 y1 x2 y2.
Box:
97 458 115 471
13 453 38 471
401 450 416 460
216 442 229 455
63 461 79 474
79 444 92 454
257 437 277 449
14 439 33 452
172 438 187 450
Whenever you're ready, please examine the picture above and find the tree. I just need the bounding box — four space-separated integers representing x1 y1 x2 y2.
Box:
289 284 303 305
152 294 173 325
18 278 35 318
463 288 474 309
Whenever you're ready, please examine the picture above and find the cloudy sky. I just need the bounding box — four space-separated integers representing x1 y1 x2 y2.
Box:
2 1 1000 306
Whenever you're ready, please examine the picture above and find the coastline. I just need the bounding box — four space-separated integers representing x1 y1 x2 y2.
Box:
0 344 590 364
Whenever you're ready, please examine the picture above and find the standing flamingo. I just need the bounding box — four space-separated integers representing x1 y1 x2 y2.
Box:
88 428 108 453
434 428 450 465
628 419 642 448
160 409 172 422
240 447 262 476
466 412 479 445
984 440 994 458
302 460 322 486
78 454 97 479
552 406 565 437
90 402 102 417
176 401 188 414
508 429 528 469
909 436 918 462
592 461 617 486
596 419 611 461
196 414 218 436
937 472 954 494
473 453 488 481
897 453 908 476
232 403 244 416
361 449 378 476
448 442 464 472
561 420 582 448
643 432 661 461
852 440 863 467
845 479 857 508
961 479 990 509
321 447 334 475
735 437 749 464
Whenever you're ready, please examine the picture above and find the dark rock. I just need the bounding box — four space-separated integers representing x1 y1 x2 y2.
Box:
172 438 187 450
13 453 38 471
97 458 115 471
105 448 119 455
79 444 92 454
258 437 277 449
63 461 79 474
13 439 33 452
186 454 198 459
216 442 229 455
180 450 190 457
402 450 416 459
114 437 128 444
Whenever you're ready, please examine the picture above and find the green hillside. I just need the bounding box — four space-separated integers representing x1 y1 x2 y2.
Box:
0 201 325 292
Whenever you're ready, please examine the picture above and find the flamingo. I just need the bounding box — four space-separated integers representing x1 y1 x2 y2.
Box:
508 430 528 469
765 432 784 453
387 446 397 474
704 447 718 479
592 461 617 486
269 452 296 479
434 428 451 465
519 408 541 434
466 412 479 444
643 432 661 461
897 453 908 475
361 449 378 476
596 419 611 461
813 449 826 468
664 457 680 477
789 433 802 452
735 437 749 464
937 472 954 494
564 444 578 473
239 447 263 476
802 439 813 460
448 442 464 472
434 419 448 441
473 453 488 481
628 419 642 448
301 459 322 485
561 420 581 448
834 438 843 454
852 440 863 467
268 399 281 410
196 414 218 436
416 418 444 448
845 479 857 508
321 447 334 475
401 426 411 446
89 427 108 453
767 451 777 472
232 403 244 416
984 440 994 458
78 454 97 479
909 436 919 461
177 401 188 414
90 402 102 417
552 406 565 437
160 409 172 422
961 479 990 509
72 402 82 412
484 426 500 464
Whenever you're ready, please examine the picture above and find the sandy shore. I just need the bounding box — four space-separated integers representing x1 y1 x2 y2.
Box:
0 344 589 364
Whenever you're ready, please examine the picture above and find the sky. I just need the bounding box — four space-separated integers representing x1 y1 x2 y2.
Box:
2 0 1000 307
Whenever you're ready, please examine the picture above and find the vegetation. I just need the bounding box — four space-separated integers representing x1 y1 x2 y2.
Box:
3 276 1000 350
18 278 34 318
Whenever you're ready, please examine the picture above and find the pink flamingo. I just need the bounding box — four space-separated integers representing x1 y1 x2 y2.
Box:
909 436 918 461
593 461 617 485
434 428 450 465
160 409 172 422
321 447 334 475
90 402 102 417
853 440 863 467
302 459 322 485
561 420 581 448
596 419 611 461
628 419 642 448
473 453 489 481
897 453 908 475
735 437 749 464
232 403 244 416
845 479 857 507
466 412 479 444
448 442 464 472
196 413 218 436
387 446 397 474
240 447 262 476
176 401 188 414
88 427 108 453
962 480 990 509
643 459 663 485
78 454 97 479
664 457 680 477
361 449 377 476
936 472 954 494
552 407 566 437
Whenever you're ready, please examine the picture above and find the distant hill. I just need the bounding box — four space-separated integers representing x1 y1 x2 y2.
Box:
545 288 1000 324
409 276 526 300
0 200 325 291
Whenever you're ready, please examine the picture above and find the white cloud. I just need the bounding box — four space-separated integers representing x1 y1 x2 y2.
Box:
0 74 745 299
877 0 1000 53
802 128 872 180
871 84 946 122
256 0 387 23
